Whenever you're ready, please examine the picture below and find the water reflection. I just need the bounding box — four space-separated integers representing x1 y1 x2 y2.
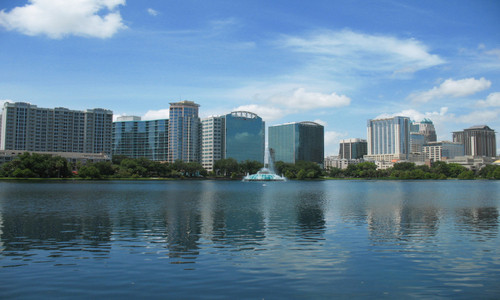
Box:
296 190 326 239
456 207 499 239
0 181 499 298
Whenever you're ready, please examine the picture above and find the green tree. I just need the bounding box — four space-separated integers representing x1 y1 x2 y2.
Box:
431 161 450 178
93 161 115 177
214 158 238 177
479 165 500 179
447 163 468 178
296 169 306 180
393 162 416 171
458 170 475 180
240 160 263 175
78 165 101 179
328 167 342 178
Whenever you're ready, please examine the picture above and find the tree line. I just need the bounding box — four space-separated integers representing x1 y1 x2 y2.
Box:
327 161 500 180
0 153 263 179
1 152 499 180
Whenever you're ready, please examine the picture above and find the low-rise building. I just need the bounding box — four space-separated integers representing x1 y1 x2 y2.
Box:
423 141 464 162
446 155 498 171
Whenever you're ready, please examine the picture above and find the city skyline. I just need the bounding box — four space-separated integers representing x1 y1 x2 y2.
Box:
1 0 500 156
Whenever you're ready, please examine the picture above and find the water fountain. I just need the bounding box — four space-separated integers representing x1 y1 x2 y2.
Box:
242 149 286 181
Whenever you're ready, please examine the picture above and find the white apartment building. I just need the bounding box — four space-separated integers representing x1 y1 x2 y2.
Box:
201 116 225 171
365 116 410 162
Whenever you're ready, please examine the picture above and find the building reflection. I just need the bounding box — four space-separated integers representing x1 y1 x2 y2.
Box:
0 183 112 256
295 190 326 239
456 207 499 238
365 183 440 245
162 189 202 260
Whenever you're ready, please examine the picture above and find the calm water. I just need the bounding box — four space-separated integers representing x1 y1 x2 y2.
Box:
0 180 499 299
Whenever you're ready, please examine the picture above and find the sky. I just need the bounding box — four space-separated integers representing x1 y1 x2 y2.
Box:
1 0 500 156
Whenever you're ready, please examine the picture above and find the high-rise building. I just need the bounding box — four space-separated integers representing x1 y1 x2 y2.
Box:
365 116 410 161
112 116 169 161
224 111 265 164
453 125 496 157
339 138 367 159
410 133 425 153
0 112 2 146
412 119 437 144
201 115 225 171
201 111 265 171
423 141 464 162
0 102 113 154
268 121 324 165
168 100 201 163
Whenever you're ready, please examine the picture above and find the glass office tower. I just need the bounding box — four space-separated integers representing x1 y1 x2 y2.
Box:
201 111 265 171
168 100 201 163
268 121 324 165
112 117 168 161
224 111 265 163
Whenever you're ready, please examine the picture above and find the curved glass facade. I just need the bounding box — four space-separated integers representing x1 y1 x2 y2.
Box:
224 111 265 163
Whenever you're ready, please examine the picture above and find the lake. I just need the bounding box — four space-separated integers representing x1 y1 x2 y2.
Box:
0 180 499 299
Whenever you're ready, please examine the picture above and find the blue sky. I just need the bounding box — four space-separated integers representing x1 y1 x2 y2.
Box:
1 0 500 155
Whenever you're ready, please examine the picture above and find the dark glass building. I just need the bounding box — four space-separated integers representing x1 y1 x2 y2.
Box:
339 138 367 159
112 117 168 161
224 111 265 163
201 111 265 171
268 121 324 165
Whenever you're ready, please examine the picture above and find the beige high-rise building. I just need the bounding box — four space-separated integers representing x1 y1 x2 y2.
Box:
453 125 496 157
168 100 201 163
1 102 113 154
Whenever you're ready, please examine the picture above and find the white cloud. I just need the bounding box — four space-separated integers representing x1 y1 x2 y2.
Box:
0 0 126 39
324 131 348 156
409 77 491 103
210 18 238 29
485 49 500 59
313 119 328 127
270 88 350 110
456 110 500 124
232 104 285 122
376 107 450 122
476 92 500 107
142 109 169 120
147 8 158 16
281 29 445 75
0 99 14 107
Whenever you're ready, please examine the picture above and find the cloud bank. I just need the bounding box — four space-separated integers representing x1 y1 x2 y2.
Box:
409 77 491 103
281 29 445 75
232 87 351 122
476 92 500 107
270 88 350 110
142 109 170 120
0 0 126 39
